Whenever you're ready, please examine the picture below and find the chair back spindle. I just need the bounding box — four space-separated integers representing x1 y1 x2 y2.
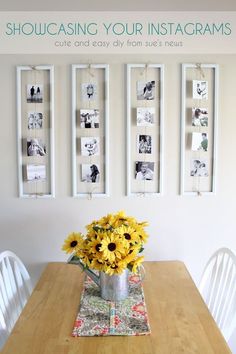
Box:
199 248 236 342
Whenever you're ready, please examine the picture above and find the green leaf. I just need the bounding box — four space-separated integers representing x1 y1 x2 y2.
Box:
93 226 103 232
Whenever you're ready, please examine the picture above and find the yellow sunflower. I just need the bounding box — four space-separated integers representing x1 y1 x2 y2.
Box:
86 220 100 234
131 224 148 244
116 225 140 245
130 256 144 273
62 232 83 254
110 210 136 228
97 213 115 229
86 229 98 240
77 253 91 267
90 258 106 271
104 260 128 275
87 235 103 258
100 232 128 263
122 246 140 264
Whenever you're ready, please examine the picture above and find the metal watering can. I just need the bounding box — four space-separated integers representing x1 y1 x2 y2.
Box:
67 254 143 301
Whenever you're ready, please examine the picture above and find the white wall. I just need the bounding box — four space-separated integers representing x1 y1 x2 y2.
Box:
0 53 236 350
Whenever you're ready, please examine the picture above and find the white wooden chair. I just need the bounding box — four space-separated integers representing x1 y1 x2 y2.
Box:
0 251 32 349
199 247 236 342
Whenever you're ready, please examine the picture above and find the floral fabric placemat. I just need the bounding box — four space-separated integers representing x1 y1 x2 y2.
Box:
72 273 151 336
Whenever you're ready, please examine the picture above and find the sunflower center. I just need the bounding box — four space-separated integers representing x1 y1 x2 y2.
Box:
70 240 78 247
111 264 118 269
95 243 102 252
108 242 116 251
124 233 131 240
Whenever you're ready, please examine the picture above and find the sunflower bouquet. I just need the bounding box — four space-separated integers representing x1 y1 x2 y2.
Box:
62 211 148 275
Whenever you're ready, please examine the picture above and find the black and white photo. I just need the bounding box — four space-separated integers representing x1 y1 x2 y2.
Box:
135 161 154 180
192 132 208 152
137 107 155 126
137 81 155 100
137 135 152 154
28 112 43 129
192 107 208 127
81 164 100 183
190 159 209 177
80 109 99 128
27 138 46 157
192 80 208 100
81 137 100 156
81 83 97 101
26 164 46 181
27 84 43 103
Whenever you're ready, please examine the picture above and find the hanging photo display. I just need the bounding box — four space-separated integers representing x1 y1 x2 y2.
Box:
17 65 54 198
72 64 109 197
127 64 163 195
181 63 218 195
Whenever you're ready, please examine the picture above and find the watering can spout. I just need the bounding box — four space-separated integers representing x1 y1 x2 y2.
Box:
67 254 100 287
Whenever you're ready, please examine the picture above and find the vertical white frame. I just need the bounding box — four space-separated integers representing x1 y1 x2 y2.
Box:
72 64 109 198
180 63 219 196
126 64 164 196
16 65 55 198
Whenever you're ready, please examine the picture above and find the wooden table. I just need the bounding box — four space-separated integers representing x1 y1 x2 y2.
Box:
2 261 231 354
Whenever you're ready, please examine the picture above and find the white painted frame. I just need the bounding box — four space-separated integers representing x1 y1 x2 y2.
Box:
72 64 109 198
126 64 164 196
180 64 218 196
16 65 55 198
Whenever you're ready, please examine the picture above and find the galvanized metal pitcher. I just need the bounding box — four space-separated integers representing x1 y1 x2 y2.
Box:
68 255 129 301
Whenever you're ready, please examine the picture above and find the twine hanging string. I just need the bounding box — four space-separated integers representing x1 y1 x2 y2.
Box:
139 63 150 77
87 184 100 200
87 192 93 200
85 63 99 199
88 63 94 110
86 63 92 197
29 65 48 198
29 66 39 198
139 63 151 195
196 63 205 79
192 63 205 196
87 63 95 78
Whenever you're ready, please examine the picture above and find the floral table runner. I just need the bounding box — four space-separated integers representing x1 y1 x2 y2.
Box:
72 273 151 336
